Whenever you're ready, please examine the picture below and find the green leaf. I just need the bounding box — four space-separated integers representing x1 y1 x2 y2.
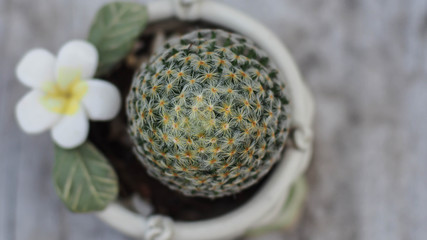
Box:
53 142 118 213
88 2 148 76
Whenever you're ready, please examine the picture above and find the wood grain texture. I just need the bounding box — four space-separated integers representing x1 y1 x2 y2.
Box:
1 0 426 240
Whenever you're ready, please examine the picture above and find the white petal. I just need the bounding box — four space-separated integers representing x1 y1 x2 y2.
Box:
51 108 89 149
55 40 98 79
15 90 61 133
16 49 56 89
81 79 121 121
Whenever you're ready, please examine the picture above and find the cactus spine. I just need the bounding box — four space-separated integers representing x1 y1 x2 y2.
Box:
127 29 290 198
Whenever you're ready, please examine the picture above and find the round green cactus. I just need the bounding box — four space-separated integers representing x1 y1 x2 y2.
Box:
126 29 290 198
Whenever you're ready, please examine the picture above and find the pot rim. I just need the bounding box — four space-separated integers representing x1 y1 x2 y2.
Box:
96 1 315 240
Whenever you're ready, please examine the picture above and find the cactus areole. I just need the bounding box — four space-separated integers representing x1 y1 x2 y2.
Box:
126 29 291 198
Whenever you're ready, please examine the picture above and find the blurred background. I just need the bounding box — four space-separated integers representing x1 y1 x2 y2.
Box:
1 0 426 239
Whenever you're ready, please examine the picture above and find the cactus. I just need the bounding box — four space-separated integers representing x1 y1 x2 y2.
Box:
126 29 290 198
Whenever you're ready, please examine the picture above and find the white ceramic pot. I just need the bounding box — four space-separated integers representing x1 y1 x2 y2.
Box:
96 1 315 239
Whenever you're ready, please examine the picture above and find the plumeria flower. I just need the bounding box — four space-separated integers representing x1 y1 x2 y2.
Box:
15 40 121 149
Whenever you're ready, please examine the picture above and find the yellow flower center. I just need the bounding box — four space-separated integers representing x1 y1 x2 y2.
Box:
40 68 88 115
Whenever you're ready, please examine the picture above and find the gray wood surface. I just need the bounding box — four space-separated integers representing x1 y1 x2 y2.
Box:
1 0 426 239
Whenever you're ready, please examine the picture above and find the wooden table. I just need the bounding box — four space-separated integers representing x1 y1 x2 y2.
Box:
1 0 426 239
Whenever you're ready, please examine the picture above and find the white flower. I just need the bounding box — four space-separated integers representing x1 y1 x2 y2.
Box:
15 40 121 149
